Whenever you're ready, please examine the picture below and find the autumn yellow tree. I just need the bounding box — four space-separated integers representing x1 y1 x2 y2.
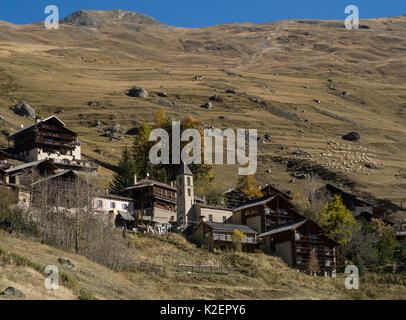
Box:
237 175 262 200
320 195 358 246
231 229 247 252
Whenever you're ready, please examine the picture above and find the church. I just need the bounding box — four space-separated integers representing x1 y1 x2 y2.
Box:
176 163 233 227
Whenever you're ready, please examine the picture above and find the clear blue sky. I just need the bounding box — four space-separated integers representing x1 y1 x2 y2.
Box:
0 0 405 27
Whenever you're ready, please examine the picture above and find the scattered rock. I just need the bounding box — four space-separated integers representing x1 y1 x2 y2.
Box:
365 162 379 169
225 88 237 94
209 95 222 102
95 149 104 156
0 116 4 124
1 287 25 298
303 85 309 89
87 101 101 107
57 257 76 271
328 85 336 91
55 108 64 114
264 134 272 141
292 172 306 179
314 99 321 104
127 86 148 98
342 91 350 96
200 102 212 109
194 76 203 81
293 149 311 157
2 130 9 137
218 116 229 120
342 131 360 142
155 91 168 98
11 101 35 119
265 169 272 174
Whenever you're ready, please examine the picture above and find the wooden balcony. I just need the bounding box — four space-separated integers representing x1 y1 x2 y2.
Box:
213 233 257 244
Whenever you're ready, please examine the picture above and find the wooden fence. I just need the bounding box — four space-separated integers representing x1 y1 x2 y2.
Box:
177 264 240 276
134 261 166 276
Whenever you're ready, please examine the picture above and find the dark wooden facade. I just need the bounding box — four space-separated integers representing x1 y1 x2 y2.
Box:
259 220 338 275
128 179 177 213
234 193 339 275
9 116 78 155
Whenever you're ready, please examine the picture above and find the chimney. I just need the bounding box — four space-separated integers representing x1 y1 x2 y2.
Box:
133 174 137 185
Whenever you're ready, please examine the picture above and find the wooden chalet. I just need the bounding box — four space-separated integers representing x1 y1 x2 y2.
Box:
126 177 177 225
261 184 292 200
233 194 304 233
233 191 339 275
1 159 57 186
192 221 258 252
315 184 388 221
258 219 339 276
8 116 97 174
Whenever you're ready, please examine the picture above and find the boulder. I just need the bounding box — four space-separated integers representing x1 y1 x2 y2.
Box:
225 88 237 94
155 91 168 98
11 101 35 119
127 86 148 98
365 162 379 169
265 169 272 174
264 134 272 141
342 132 360 142
209 95 222 102
342 91 350 96
200 102 212 109
1 287 25 298
314 99 321 104
57 257 76 271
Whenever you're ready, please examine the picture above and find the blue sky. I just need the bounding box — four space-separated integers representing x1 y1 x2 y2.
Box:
0 0 405 27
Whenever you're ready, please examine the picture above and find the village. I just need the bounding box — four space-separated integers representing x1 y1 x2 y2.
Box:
0 115 404 278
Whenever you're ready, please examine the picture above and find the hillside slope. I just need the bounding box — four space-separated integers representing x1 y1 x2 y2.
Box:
1 230 405 300
0 10 405 208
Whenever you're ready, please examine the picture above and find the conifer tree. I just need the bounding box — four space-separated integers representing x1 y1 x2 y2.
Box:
109 147 136 197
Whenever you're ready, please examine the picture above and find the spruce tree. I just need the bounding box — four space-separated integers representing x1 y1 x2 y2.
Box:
109 147 136 197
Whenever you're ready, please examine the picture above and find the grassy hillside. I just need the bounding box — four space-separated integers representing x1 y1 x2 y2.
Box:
0 12 405 209
0 230 405 300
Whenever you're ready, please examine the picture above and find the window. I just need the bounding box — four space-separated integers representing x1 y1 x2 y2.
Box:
122 203 128 210
110 202 116 209
209 214 213 222
265 207 271 215
325 258 331 267
187 177 191 186
187 188 191 197
223 216 227 223
97 200 103 207
204 232 209 238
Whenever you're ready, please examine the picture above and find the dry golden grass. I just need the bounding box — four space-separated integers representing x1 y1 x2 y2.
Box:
1 230 405 300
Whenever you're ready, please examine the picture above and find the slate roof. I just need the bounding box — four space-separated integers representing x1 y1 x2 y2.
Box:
233 195 277 211
31 170 76 186
204 221 258 234
5 159 56 174
125 179 176 191
9 116 75 139
258 219 308 238
177 162 193 176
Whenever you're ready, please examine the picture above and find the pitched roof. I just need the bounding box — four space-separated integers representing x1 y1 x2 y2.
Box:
258 219 308 238
9 115 75 139
233 194 277 212
31 170 76 186
117 211 135 221
203 221 258 234
125 178 176 191
194 203 232 212
95 193 133 202
5 159 57 174
177 162 193 176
